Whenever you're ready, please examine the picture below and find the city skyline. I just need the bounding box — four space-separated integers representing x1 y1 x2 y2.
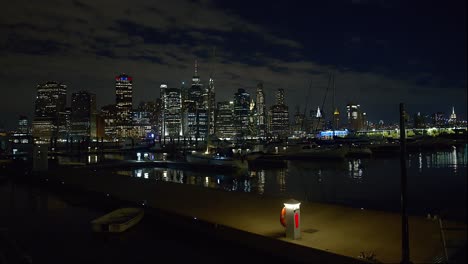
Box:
1 0 466 129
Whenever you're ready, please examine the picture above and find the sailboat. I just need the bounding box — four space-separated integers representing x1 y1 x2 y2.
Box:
185 135 248 170
285 72 349 160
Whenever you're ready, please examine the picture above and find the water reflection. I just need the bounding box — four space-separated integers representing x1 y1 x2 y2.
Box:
348 159 363 182
408 145 467 174
112 146 466 215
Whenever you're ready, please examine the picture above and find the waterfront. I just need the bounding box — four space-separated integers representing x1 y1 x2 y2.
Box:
1 144 467 263
98 145 467 220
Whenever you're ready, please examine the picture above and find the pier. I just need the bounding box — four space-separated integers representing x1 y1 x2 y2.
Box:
35 166 466 263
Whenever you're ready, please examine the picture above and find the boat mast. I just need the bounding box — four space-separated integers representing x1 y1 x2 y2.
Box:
332 72 335 139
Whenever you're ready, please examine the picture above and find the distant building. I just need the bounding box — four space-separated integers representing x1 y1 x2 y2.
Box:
70 90 96 139
17 115 30 135
308 106 325 132
215 101 236 139
268 89 289 138
448 107 457 125
234 88 251 139
115 74 133 137
433 112 445 127
256 82 267 138
32 81 67 139
346 103 364 131
101 105 118 140
333 108 340 129
292 106 306 137
183 61 208 139
161 84 182 137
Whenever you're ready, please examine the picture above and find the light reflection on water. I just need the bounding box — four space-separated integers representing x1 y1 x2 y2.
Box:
120 145 466 215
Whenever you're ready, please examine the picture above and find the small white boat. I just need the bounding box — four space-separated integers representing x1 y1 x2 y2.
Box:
91 208 144 233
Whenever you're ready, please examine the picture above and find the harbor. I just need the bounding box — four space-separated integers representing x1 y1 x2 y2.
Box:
2 142 466 263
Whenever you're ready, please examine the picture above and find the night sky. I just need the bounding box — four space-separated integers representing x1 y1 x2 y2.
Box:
1 0 466 129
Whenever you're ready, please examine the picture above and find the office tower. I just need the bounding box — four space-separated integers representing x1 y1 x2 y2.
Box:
234 88 251 138
161 84 182 137
346 103 364 131
333 108 340 129
207 78 216 135
215 101 236 139
115 73 133 137
268 89 289 137
57 107 71 139
256 82 267 138
70 91 96 138
17 116 29 135
101 104 118 140
32 81 67 139
184 61 208 139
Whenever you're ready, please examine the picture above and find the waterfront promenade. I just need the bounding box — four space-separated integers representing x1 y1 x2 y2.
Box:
40 166 465 263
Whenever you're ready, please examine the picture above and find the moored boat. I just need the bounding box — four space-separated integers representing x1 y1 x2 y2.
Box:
186 151 248 170
91 208 144 233
285 143 348 160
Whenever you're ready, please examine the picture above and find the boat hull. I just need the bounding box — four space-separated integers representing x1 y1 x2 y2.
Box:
91 208 144 233
186 153 248 169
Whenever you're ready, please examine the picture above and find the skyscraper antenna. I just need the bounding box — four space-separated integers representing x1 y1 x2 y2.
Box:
195 59 198 76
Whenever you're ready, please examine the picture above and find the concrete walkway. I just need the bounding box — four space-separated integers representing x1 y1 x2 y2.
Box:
42 167 466 263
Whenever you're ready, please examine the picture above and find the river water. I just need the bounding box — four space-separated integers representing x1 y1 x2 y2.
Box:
53 145 467 219
117 145 466 218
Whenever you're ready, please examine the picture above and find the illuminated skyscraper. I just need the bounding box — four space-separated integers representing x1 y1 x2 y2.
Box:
207 78 216 135
184 61 208 139
215 101 236 139
234 88 251 138
32 81 67 139
115 73 133 136
268 89 289 137
161 84 182 137
448 107 457 125
346 103 364 131
333 108 340 129
256 82 267 137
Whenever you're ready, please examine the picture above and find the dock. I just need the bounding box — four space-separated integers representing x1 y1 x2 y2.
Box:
38 166 466 263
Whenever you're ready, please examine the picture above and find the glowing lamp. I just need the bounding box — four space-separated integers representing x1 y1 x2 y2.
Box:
283 198 301 240
284 199 301 210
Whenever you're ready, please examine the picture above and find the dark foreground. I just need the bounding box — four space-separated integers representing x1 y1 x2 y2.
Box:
1 179 303 264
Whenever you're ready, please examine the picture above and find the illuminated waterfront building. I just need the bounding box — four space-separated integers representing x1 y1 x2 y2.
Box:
268 89 289 138
32 81 67 139
215 101 236 139
256 82 267 138
115 73 133 137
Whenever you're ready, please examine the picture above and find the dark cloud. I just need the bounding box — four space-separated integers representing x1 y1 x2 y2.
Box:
0 0 465 129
